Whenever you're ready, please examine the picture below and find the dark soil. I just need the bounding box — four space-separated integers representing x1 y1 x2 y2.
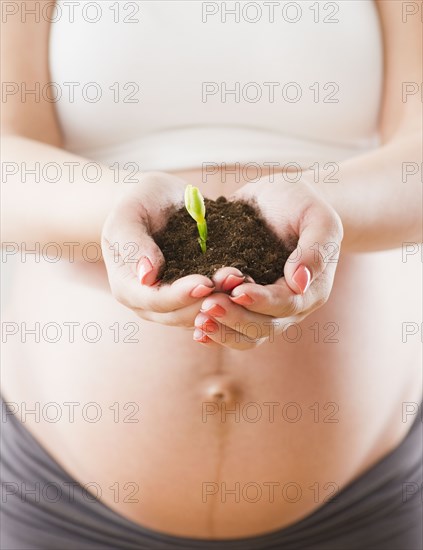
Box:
154 197 297 285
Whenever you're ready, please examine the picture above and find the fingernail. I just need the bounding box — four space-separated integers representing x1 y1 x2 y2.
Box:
201 319 219 334
222 274 245 292
193 328 210 343
230 293 254 306
137 257 153 285
190 284 214 298
201 303 226 317
292 265 311 294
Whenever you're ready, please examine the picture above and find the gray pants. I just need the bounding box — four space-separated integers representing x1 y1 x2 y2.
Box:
1 399 422 550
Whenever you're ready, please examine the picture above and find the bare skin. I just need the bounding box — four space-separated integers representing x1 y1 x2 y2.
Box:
1 0 422 540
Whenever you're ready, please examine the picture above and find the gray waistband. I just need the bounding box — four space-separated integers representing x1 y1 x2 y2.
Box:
1 399 422 550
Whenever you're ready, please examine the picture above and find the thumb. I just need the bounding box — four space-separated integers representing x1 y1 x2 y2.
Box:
133 231 164 286
284 208 342 295
102 207 164 287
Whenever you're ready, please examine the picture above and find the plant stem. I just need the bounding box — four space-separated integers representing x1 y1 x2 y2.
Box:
197 220 207 254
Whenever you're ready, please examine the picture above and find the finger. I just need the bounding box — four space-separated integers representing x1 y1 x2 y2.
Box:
133 300 205 327
284 206 343 295
193 313 264 351
102 197 167 285
211 267 246 293
193 333 222 348
228 280 305 318
198 294 276 339
102 171 186 286
191 324 221 348
113 273 215 314
102 201 215 312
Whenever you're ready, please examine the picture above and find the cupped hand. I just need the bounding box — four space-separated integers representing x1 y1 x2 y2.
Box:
101 172 215 327
192 176 343 350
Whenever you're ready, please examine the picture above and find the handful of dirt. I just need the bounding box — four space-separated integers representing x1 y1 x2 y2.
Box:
154 196 296 285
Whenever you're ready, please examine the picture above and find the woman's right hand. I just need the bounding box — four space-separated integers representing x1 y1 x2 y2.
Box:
101 172 215 327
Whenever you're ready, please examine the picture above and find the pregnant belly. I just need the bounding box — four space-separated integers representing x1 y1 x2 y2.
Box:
2 170 421 538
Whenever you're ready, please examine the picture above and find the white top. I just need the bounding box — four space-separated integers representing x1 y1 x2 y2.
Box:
49 0 383 170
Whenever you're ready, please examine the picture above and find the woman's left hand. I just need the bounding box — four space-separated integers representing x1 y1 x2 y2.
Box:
192 175 344 350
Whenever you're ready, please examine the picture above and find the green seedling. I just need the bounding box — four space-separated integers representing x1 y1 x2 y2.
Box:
184 185 208 254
